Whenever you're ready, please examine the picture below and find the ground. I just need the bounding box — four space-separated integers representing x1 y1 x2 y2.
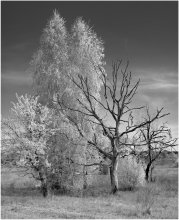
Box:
1 159 178 219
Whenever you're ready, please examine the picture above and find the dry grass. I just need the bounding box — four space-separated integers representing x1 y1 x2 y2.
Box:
135 184 156 216
1 164 178 219
133 166 178 218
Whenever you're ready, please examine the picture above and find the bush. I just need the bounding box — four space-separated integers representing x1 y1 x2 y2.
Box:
117 156 146 191
47 172 72 195
118 168 138 191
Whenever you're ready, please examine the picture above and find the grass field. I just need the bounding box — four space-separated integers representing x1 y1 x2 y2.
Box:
1 163 178 219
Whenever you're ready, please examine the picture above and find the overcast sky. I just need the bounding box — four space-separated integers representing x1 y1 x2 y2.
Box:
1 1 178 139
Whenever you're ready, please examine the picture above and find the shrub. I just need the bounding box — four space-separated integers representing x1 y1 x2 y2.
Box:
47 172 72 195
117 156 146 191
118 168 138 191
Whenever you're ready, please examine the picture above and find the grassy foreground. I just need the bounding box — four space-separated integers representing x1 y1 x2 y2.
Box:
1 165 178 219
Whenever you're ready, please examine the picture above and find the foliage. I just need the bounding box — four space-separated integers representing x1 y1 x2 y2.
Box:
11 94 54 170
2 10 107 195
117 156 145 191
31 11 105 106
2 94 88 195
2 94 54 182
2 10 177 198
30 10 106 173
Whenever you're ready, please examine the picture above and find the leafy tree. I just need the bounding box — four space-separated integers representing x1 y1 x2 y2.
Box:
1 120 20 166
30 10 106 175
31 11 105 107
2 93 90 195
31 10 68 106
2 94 55 197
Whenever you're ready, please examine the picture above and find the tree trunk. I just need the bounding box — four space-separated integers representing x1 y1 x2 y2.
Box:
83 165 87 190
41 178 48 197
149 165 155 182
145 163 152 182
39 170 48 197
110 157 119 194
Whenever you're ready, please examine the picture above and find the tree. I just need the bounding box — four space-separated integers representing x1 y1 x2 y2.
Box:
31 10 105 108
2 93 91 196
133 107 177 182
30 10 106 178
31 10 68 106
2 94 55 197
60 60 170 194
1 120 21 166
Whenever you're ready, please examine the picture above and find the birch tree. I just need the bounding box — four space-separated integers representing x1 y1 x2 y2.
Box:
30 10 105 172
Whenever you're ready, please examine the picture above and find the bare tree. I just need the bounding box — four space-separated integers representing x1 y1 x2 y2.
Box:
134 107 177 182
57 60 167 194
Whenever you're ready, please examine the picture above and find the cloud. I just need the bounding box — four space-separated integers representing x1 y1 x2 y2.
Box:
1 71 33 86
103 67 178 141
10 42 33 51
3 41 35 55
132 69 178 111
1 72 33 118
139 77 177 91
2 40 36 73
136 68 177 84
141 80 177 91
169 124 178 142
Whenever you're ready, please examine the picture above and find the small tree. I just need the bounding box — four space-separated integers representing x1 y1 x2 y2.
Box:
2 94 55 197
2 94 100 195
134 107 177 182
58 60 167 194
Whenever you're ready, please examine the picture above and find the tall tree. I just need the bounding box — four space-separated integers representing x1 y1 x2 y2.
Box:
31 10 68 106
30 11 106 173
61 60 170 194
31 11 105 108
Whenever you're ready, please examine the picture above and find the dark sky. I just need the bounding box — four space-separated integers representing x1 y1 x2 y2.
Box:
1 1 178 138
